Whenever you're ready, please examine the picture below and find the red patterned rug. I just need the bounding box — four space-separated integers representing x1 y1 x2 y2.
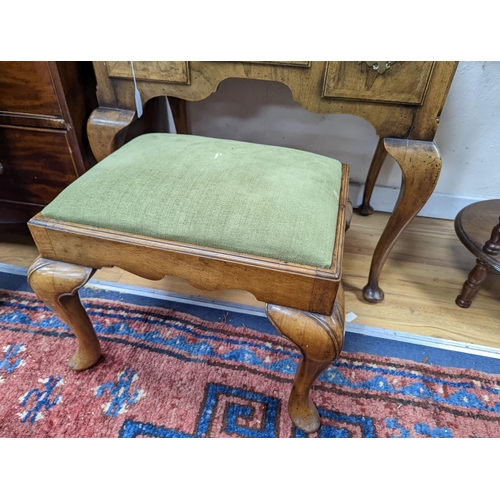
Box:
1 288 500 438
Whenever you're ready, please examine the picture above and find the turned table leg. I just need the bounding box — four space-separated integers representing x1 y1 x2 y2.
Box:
266 286 345 434
484 216 500 256
357 137 388 216
455 220 500 308
363 138 442 303
456 259 490 308
28 257 102 371
87 107 136 162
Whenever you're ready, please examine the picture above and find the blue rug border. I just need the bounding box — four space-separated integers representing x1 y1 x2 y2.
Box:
1 271 499 375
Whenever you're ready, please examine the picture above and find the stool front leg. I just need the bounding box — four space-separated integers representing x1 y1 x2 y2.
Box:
28 257 102 371
266 286 345 434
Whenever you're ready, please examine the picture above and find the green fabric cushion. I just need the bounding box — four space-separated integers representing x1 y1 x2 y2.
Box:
42 133 343 268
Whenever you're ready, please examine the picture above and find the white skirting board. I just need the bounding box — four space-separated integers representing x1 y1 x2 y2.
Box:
348 182 488 221
3 262 500 360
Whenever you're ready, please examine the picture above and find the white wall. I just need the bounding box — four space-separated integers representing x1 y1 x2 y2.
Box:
186 61 500 220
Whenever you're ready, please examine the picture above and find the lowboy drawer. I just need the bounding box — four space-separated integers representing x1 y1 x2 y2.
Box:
322 61 434 105
105 61 190 84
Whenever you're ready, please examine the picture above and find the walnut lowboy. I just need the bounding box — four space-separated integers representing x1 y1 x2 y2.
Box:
88 60 457 302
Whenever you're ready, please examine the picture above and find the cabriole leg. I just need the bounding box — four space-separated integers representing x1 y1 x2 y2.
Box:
363 138 442 303
87 107 136 162
28 256 102 370
266 286 345 434
358 137 387 216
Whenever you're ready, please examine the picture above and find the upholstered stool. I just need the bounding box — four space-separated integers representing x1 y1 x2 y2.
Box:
27 133 350 434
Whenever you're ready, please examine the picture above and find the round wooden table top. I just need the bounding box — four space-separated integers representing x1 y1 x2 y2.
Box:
455 199 500 273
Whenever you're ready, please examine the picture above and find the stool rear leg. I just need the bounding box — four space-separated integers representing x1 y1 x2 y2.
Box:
28 257 102 370
266 285 345 434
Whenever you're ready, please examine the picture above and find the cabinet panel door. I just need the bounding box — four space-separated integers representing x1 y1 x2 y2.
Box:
322 62 434 105
0 62 63 117
0 126 78 205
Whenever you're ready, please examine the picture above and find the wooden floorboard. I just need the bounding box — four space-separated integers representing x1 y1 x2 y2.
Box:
1 213 499 349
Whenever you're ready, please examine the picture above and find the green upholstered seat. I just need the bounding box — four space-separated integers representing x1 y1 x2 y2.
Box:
42 133 343 268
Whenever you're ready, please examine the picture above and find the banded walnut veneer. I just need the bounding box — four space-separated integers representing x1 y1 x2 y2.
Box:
87 61 457 302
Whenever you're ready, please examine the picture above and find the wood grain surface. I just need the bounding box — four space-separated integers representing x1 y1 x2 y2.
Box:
2 212 498 349
0 62 62 118
0 125 79 205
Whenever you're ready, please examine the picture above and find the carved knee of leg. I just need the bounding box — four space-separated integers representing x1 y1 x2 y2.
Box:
28 257 101 370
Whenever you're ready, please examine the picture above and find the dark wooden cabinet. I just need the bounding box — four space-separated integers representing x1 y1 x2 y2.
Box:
0 62 97 223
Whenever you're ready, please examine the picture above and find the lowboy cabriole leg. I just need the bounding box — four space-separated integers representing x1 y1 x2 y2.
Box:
357 137 388 216
266 285 345 434
363 138 442 303
87 107 136 162
28 257 102 371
